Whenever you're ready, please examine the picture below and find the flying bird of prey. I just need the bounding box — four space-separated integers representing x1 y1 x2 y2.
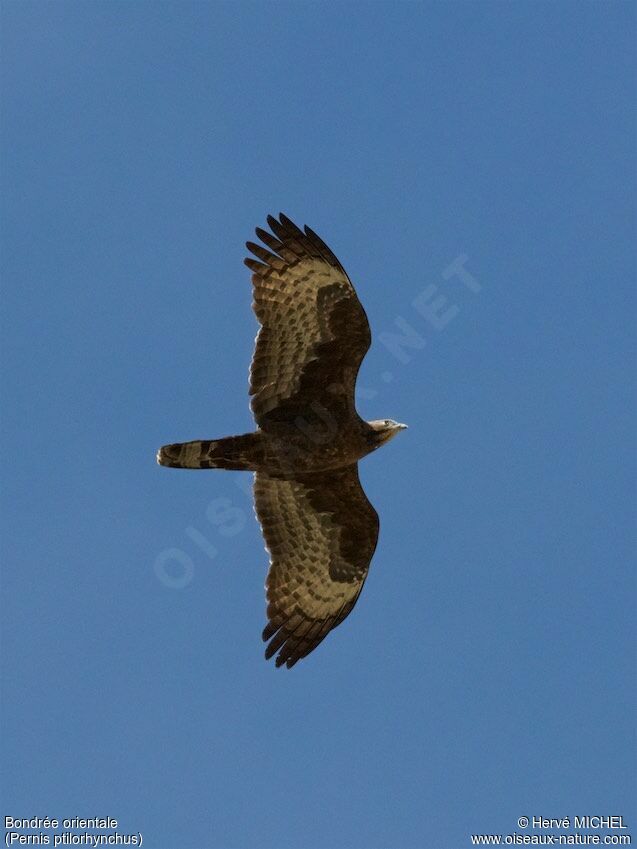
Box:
157 214 406 668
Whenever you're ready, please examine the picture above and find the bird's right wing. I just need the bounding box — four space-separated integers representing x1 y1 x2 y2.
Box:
245 214 371 431
253 464 379 668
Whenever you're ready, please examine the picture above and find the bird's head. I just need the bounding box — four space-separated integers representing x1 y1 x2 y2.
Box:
367 419 408 447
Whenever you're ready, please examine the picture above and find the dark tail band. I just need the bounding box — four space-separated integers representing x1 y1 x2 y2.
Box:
157 432 263 470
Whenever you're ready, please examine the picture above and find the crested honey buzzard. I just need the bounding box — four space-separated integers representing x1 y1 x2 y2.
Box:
157 214 406 668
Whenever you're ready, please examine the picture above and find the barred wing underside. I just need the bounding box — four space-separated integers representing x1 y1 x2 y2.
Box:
254 465 379 668
245 214 371 430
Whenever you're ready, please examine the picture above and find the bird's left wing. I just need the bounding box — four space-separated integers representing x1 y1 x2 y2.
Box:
254 464 379 668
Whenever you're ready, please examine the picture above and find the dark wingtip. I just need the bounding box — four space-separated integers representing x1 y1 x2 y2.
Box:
255 226 273 242
264 643 277 661
244 257 266 273
262 622 277 641
279 213 305 237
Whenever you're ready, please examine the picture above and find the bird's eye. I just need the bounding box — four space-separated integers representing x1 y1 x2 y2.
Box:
385 420 390 426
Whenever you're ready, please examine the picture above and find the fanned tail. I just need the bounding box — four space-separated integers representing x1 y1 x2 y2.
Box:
157 432 263 470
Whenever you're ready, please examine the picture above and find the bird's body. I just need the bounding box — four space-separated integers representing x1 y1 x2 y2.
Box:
159 417 399 474
158 214 406 668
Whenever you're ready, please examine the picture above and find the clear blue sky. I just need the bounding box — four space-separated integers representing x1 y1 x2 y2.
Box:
2 2 635 848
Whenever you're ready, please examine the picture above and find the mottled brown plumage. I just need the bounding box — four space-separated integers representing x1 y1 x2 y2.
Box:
158 214 406 668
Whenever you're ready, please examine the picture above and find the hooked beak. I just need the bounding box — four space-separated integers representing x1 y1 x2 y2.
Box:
397 423 408 430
